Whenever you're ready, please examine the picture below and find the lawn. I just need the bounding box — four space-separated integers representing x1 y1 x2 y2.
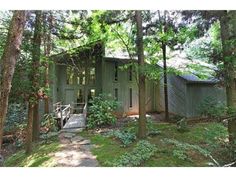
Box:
4 136 60 167
80 120 229 167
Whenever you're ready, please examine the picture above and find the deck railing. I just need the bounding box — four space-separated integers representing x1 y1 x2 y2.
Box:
53 101 87 129
53 102 71 129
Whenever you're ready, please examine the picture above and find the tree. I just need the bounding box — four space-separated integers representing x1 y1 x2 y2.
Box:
182 10 236 153
43 11 53 114
135 11 147 139
26 11 42 153
219 11 236 146
0 11 27 150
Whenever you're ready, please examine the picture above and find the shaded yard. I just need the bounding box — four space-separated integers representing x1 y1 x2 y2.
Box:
80 120 229 167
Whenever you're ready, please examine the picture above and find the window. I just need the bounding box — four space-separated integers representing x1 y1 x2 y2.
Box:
89 89 96 100
129 65 132 81
114 62 118 81
89 67 95 84
129 88 132 108
77 89 83 103
114 88 118 101
77 71 85 85
66 67 74 85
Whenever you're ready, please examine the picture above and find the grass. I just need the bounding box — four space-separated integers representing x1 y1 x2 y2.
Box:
81 121 229 167
80 131 135 166
4 136 60 167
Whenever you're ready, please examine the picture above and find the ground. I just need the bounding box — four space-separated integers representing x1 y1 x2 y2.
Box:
3 114 230 167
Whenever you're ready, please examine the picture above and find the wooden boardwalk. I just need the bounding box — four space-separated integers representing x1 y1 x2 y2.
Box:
63 114 86 129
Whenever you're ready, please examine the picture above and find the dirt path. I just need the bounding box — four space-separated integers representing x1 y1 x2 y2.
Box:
54 130 99 167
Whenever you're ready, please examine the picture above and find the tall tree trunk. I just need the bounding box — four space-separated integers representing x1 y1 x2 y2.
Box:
135 11 147 139
0 11 27 150
162 42 169 121
27 11 42 149
26 102 34 154
220 11 236 146
43 12 53 114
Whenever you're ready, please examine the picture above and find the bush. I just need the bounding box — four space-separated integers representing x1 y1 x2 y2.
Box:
87 94 118 129
4 103 27 133
198 97 226 119
107 128 136 147
177 118 189 133
147 119 161 136
105 140 157 167
40 114 59 142
41 114 58 132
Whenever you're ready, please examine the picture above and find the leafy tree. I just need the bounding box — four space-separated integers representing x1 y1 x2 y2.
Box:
0 11 27 150
26 11 42 153
135 11 147 139
219 11 236 147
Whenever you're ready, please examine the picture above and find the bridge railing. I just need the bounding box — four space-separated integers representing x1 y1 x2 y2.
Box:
53 101 87 129
53 102 71 129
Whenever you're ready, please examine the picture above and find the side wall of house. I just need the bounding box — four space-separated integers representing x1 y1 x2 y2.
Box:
159 75 188 117
186 84 226 118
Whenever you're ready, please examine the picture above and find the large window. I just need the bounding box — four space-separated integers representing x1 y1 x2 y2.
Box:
129 88 132 108
66 66 74 85
114 88 118 101
114 62 118 81
77 70 85 85
89 67 95 84
129 65 133 81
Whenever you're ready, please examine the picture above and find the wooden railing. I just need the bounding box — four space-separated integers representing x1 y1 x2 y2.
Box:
53 102 71 129
53 101 87 129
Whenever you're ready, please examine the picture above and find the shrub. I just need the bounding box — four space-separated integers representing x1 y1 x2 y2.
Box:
40 114 58 133
107 128 136 147
162 138 219 166
198 97 226 119
147 119 161 136
87 94 118 129
4 103 27 133
105 140 157 167
40 114 58 143
176 118 189 133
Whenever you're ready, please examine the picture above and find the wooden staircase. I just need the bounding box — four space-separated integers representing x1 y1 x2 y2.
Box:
53 102 87 129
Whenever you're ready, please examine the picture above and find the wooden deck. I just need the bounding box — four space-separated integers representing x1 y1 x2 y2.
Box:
63 114 86 129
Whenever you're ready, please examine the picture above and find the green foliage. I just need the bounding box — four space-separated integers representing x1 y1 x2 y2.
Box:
105 140 157 167
185 22 222 64
163 138 211 161
40 114 59 142
41 114 58 132
87 94 118 128
176 118 189 133
172 149 189 161
4 103 27 133
106 128 136 147
198 96 227 119
147 119 161 136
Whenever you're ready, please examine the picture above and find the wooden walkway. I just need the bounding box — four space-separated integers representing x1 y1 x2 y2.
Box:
63 114 86 129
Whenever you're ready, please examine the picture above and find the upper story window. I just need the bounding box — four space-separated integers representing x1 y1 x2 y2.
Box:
114 62 118 81
129 65 133 81
77 70 85 85
89 67 95 85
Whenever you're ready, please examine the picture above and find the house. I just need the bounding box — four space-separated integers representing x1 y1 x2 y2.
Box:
48 41 161 117
158 55 226 118
46 41 226 119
